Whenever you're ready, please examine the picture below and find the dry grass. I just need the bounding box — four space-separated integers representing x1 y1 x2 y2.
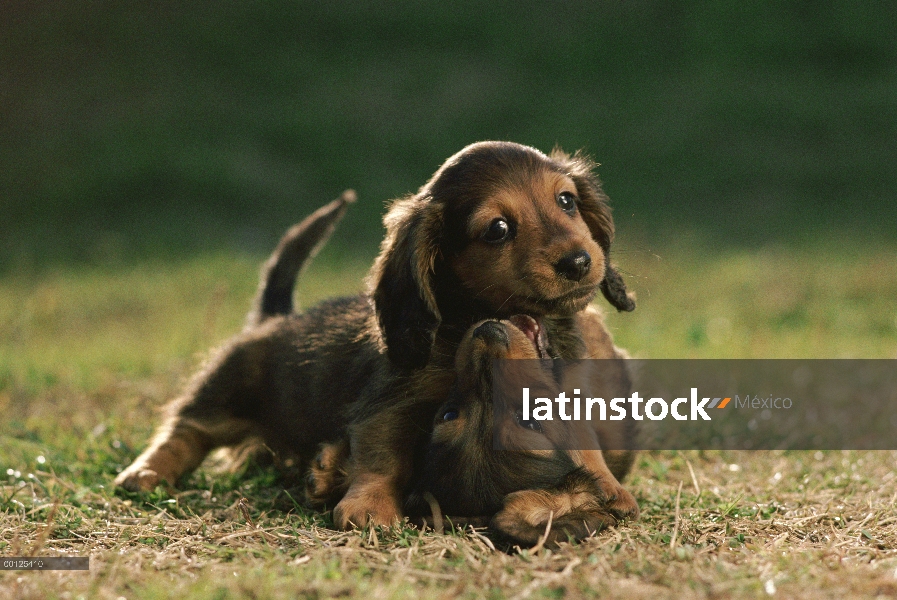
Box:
2 243 897 599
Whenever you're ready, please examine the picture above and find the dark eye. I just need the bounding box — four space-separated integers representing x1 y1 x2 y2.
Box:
557 192 577 214
514 409 543 433
482 218 511 243
442 409 459 422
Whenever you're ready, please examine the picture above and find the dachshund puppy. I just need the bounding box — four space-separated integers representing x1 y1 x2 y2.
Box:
114 191 361 491
309 310 637 545
337 141 635 528
116 142 637 532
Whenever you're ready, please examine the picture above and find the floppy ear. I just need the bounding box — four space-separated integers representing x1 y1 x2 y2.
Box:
368 196 444 369
551 148 636 312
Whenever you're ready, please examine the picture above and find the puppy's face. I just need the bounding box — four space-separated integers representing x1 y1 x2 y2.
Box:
414 318 578 516
445 167 604 316
372 141 635 368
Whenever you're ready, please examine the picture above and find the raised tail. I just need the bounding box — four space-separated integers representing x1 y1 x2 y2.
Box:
246 189 356 327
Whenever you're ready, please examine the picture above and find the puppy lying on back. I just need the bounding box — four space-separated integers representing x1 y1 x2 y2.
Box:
117 141 637 530
340 142 636 528
309 311 637 545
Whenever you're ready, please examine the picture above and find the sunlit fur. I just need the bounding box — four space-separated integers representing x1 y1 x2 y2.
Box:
117 142 637 534
315 313 639 545
370 141 635 370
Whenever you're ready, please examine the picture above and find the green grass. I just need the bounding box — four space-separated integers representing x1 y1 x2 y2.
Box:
2 242 897 599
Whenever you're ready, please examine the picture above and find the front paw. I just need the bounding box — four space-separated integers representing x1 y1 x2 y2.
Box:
491 488 617 546
332 478 402 529
599 481 640 522
114 465 164 492
491 470 639 546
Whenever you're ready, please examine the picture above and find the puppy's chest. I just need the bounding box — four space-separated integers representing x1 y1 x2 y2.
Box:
544 319 586 359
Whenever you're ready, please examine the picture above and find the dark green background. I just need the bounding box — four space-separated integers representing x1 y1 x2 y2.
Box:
3 1 895 272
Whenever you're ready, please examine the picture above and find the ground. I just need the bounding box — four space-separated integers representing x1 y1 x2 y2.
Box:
2 241 896 599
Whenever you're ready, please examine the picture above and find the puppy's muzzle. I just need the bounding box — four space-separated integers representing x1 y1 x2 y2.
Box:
472 321 510 349
554 250 592 282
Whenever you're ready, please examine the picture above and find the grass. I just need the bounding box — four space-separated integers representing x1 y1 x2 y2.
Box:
2 241 897 599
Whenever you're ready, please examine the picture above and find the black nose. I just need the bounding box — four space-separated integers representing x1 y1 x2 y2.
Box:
554 250 592 282
473 321 510 347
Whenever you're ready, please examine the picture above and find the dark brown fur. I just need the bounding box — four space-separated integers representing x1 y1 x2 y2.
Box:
337 142 635 528
114 192 362 491
116 141 637 533
311 310 637 545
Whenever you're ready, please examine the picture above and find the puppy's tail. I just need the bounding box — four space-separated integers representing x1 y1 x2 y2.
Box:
246 190 356 327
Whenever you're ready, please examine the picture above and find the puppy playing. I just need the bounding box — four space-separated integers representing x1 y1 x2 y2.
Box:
340 141 635 528
117 141 637 531
310 311 637 545
115 192 359 492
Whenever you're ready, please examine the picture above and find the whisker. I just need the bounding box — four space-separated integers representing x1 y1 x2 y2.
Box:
610 243 663 261
614 267 649 281
494 292 516 315
473 281 499 299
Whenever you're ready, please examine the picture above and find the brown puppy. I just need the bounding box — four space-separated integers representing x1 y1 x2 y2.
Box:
310 309 637 545
115 192 359 491
338 141 635 528
117 142 637 532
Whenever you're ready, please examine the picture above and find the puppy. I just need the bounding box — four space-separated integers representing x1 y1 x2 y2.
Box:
310 310 637 545
117 141 637 531
115 192 359 491
338 141 635 528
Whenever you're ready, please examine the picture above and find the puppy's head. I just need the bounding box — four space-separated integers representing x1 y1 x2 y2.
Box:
411 317 580 517
370 141 634 369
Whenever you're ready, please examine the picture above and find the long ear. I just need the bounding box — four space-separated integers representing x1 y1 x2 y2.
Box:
368 196 444 369
551 149 636 312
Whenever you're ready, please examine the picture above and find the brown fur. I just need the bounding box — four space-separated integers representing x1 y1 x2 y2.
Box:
338 142 635 528
311 310 638 545
116 141 637 534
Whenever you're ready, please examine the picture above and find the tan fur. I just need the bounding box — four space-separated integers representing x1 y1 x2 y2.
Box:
117 143 638 539
313 310 638 544
340 142 635 528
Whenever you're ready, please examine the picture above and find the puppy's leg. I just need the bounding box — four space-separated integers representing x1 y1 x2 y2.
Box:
332 414 408 529
305 439 350 508
560 386 638 521
491 468 619 546
332 365 455 529
562 312 639 521
568 449 639 522
332 404 431 529
333 471 404 529
115 337 266 491
115 415 254 491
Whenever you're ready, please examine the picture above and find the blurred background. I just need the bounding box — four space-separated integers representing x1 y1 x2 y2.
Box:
1 0 895 407
3 1 895 271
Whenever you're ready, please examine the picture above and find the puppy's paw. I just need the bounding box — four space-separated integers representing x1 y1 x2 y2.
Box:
332 477 402 529
598 480 640 522
114 466 165 492
305 443 349 508
491 469 639 546
491 488 616 546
